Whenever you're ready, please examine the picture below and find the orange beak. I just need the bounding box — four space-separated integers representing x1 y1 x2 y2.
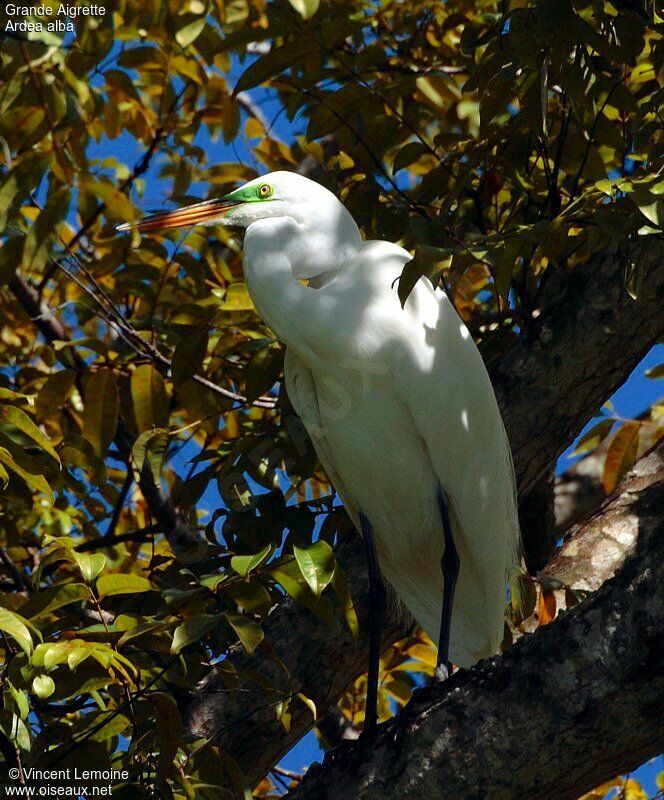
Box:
116 197 241 233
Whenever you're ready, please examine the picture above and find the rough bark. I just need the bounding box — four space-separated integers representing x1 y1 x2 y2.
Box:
183 237 664 785
545 440 664 591
283 461 664 800
495 237 664 496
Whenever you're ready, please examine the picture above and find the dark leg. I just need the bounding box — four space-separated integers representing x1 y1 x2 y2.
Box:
359 511 386 734
435 487 460 682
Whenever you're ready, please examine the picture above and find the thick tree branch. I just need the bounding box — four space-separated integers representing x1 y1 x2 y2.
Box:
496 236 664 495
284 452 664 800
183 236 664 786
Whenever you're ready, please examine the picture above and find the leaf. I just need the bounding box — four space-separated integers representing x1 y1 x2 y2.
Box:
293 540 335 596
131 365 169 432
0 446 54 503
602 422 640 494
83 369 118 458
96 574 156 597
19 583 91 619
244 344 282 402
537 589 556 626
331 565 358 641
170 614 222 653
0 405 60 464
572 418 615 456
151 692 184 782
287 0 320 19
645 363 664 379
398 245 451 307
0 608 34 655
32 675 55 699
0 171 18 224
36 370 76 422
271 560 334 626
218 750 252 800
218 283 254 311
393 142 428 175
172 330 208 386
74 552 106 583
296 692 317 721
233 43 318 96
175 15 207 47
225 613 264 655
132 428 169 483
60 435 107 485
231 544 273 577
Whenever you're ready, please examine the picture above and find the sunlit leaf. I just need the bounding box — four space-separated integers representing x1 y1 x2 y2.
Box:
603 422 640 494
97 574 156 597
293 540 335 596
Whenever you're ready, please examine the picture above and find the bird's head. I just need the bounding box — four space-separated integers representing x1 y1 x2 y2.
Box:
117 171 363 279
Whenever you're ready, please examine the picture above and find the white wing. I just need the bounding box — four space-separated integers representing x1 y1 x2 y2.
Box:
394 279 520 662
283 348 360 531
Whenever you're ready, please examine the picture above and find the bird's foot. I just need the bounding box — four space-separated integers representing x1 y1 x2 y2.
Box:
359 712 379 743
433 661 450 683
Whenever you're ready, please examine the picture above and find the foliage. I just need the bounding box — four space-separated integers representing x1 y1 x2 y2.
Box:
0 0 663 796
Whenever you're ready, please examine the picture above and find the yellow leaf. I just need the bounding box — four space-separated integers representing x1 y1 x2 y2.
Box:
602 422 640 494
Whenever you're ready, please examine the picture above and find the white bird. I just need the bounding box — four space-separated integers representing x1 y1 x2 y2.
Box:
118 171 521 731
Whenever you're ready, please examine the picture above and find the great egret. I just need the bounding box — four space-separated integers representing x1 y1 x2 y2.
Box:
118 171 521 732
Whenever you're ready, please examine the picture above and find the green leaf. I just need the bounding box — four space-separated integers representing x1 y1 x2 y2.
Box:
225 612 264 655
32 675 55 699
393 142 428 175
175 15 207 47
19 583 91 619
331 565 358 641
171 330 208 387
170 614 222 654
74 553 107 583
36 370 76 422
233 43 318 96
231 544 273 577
83 369 118 458
151 693 184 782
132 428 169 484
0 446 54 503
271 560 334 626
0 405 60 464
60 435 107 485
96 574 155 598
0 608 34 655
0 173 18 232
287 0 320 19
244 343 282 402
398 245 451 307
131 365 169 432
293 540 335 596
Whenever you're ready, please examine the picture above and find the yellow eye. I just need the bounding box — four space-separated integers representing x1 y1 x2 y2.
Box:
258 183 273 198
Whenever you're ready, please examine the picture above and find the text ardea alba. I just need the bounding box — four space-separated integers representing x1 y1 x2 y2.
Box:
118 171 521 731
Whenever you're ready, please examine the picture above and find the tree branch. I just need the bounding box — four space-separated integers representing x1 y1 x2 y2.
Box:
284 451 664 800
